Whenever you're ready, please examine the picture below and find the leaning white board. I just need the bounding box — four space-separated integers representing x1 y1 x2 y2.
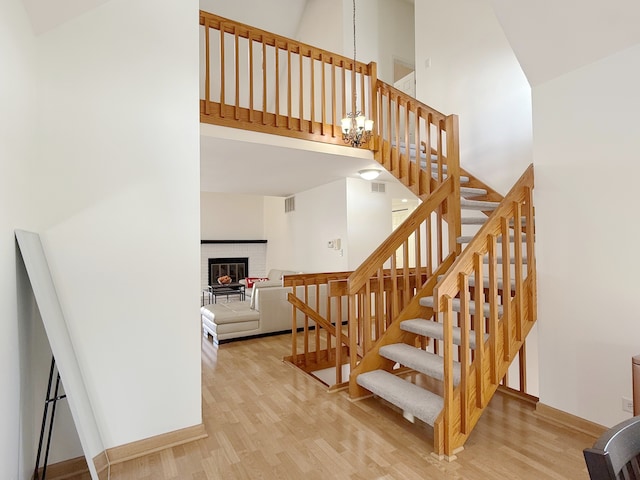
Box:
15 230 107 479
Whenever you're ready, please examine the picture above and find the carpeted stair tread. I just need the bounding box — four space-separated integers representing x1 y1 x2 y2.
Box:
356 369 444 426
400 318 486 349
460 186 488 197
483 255 527 264
461 217 488 225
460 198 500 210
457 234 527 244
379 343 461 385
419 296 504 318
435 274 517 291
432 172 470 183
467 276 517 291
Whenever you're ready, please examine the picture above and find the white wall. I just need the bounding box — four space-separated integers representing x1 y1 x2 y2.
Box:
263 196 293 272
34 0 202 450
533 42 640 427
297 0 344 54
347 178 413 268
1 1 39 477
290 180 350 272
415 0 532 194
376 0 415 84
201 192 264 239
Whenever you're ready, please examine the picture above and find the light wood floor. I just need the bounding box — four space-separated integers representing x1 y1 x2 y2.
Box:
101 333 596 479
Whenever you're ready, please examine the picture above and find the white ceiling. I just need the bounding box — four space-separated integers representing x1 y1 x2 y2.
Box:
488 0 640 86
200 125 394 197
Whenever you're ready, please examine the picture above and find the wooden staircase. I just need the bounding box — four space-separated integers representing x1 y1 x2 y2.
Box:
199 10 537 460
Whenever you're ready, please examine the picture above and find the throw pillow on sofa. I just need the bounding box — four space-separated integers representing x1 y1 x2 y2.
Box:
245 277 270 289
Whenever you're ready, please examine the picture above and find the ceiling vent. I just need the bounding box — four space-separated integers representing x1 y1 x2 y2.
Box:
371 182 386 193
284 196 295 213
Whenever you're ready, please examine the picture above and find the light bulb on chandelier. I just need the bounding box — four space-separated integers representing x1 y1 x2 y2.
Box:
341 0 373 148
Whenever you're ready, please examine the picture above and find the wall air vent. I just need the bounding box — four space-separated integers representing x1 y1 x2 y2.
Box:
285 196 295 213
371 182 386 193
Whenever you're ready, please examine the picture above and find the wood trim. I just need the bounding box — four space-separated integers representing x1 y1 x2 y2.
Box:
94 450 109 479
201 239 267 244
107 423 207 466
33 455 88 480
534 403 607 438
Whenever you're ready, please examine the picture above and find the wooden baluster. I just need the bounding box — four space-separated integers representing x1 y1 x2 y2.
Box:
525 186 536 322
359 64 365 116
262 41 267 125
340 60 345 134
234 30 240 120
287 43 292 129
275 41 280 126
501 215 512 361
402 239 410 309
369 62 378 150
425 113 432 195
414 225 423 290
518 342 527 393
437 203 443 266
298 47 304 131
321 53 326 137
488 236 499 384
203 20 211 116
310 54 316 133
404 100 410 183
248 34 254 122
219 23 226 118
413 108 421 194
385 92 392 169
459 273 470 435
376 267 385 331
331 58 337 139
390 254 399 320
442 294 454 456
291 279 298 365
473 252 485 407
513 201 524 341
335 293 343 384
362 281 372 354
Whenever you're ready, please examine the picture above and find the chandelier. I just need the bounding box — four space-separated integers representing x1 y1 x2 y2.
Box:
341 0 373 148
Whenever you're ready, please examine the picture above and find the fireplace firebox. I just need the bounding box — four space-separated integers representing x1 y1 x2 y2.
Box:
208 257 248 285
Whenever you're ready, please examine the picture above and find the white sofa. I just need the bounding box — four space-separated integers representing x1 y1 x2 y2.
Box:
201 269 300 344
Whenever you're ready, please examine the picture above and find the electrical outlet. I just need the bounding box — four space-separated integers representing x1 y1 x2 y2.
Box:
622 396 634 413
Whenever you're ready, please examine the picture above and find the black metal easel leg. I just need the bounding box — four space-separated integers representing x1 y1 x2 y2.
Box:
34 356 67 480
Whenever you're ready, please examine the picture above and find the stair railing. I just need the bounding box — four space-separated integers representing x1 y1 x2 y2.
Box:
344 172 461 375
200 11 376 147
373 83 458 200
431 164 536 457
283 272 351 388
283 268 441 389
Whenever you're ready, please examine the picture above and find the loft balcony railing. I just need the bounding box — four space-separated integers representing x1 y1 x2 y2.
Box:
200 10 376 146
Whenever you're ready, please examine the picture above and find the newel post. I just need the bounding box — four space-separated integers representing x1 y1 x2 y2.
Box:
445 114 461 255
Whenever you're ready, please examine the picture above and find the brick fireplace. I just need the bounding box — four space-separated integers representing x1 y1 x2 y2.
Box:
200 240 267 290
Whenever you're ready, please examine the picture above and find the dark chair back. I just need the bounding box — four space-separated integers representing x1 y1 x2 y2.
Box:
584 416 640 479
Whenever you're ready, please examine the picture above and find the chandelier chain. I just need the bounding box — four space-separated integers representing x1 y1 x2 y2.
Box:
341 0 373 148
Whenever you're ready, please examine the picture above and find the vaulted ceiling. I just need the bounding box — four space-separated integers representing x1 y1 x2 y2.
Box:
488 0 640 86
